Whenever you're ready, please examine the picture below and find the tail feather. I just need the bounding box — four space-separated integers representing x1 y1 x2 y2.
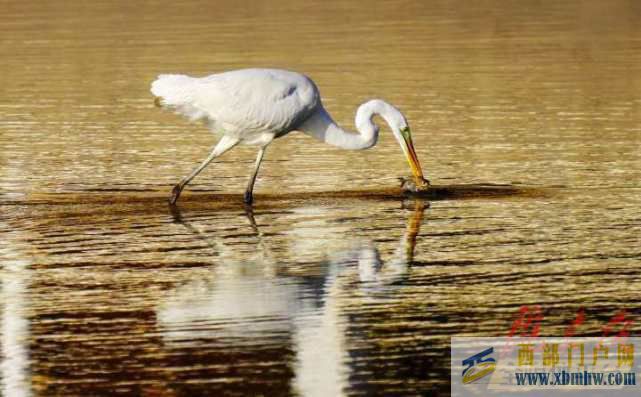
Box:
150 74 206 121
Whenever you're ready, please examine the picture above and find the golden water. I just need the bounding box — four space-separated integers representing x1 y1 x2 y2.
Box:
1 1 640 395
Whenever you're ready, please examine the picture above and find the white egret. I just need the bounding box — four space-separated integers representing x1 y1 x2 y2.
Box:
151 68 428 204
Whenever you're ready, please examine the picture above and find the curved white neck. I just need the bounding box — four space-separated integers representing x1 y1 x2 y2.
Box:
298 99 401 150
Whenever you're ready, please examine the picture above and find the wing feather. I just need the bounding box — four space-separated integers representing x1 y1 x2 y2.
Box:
189 69 319 136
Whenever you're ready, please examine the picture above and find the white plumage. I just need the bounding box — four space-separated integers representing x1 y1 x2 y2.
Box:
152 69 318 144
151 68 427 204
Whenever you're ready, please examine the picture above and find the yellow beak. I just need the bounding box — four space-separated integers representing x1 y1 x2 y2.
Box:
401 128 428 188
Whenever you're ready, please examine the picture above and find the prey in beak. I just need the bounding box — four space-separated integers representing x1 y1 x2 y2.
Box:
399 126 430 192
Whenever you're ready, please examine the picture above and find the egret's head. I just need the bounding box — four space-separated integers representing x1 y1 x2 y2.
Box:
360 99 428 189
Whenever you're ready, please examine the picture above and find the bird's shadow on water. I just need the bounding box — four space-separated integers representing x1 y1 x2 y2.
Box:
12 182 545 210
165 182 543 206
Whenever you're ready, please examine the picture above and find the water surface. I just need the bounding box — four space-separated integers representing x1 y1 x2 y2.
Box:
1 1 640 396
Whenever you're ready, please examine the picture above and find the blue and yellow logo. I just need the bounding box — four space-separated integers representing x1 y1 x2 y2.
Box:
462 347 496 384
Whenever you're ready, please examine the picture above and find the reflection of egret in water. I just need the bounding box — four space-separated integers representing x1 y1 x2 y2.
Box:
0 231 32 397
353 201 425 287
158 201 426 396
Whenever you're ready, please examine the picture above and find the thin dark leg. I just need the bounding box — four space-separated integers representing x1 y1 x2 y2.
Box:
170 135 239 205
244 147 266 205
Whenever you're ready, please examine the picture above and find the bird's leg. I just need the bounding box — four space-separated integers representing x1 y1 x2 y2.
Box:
170 135 239 205
244 147 266 205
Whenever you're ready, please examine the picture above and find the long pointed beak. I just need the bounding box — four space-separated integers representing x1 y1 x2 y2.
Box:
401 128 428 188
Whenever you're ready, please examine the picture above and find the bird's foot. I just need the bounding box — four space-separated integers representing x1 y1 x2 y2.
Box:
169 184 183 205
243 191 254 205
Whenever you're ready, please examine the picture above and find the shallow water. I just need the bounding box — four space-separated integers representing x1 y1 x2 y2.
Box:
1 0 641 396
